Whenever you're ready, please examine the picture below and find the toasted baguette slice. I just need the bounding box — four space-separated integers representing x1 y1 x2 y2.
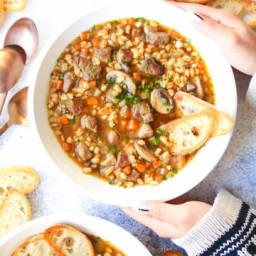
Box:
175 0 209 3
11 234 59 256
208 0 256 28
0 189 31 237
0 0 4 27
161 111 214 155
4 0 25 11
0 166 39 205
44 224 95 256
174 92 233 137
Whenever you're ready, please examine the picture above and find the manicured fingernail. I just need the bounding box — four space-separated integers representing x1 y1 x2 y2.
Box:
186 11 204 23
132 204 150 212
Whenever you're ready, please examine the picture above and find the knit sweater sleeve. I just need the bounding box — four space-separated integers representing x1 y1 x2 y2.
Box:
173 190 256 256
246 72 256 107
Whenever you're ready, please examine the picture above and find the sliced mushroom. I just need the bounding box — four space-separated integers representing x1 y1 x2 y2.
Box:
134 140 156 162
194 77 204 99
101 154 117 167
115 151 130 169
106 71 136 94
81 114 98 132
107 130 120 145
137 124 153 139
100 166 115 176
75 142 93 162
63 72 74 93
150 89 174 114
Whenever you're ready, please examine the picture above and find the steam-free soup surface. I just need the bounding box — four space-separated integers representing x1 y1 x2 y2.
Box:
47 17 214 187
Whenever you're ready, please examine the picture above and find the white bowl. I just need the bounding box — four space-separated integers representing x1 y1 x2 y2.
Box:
29 0 237 205
0 213 152 255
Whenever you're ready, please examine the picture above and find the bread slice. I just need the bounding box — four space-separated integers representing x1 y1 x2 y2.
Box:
11 234 59 256
0 189 31 238
44 224 95 256
0 166 40 206
161 111 214 155
208 0 256 28
4 0 26 11
0 0 4 27
174 92 233 137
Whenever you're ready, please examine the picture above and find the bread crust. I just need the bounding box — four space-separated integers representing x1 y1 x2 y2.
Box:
161 110 214 155
0 166 40 194
174 92 233 137
4 0 26 11
11 234 60 256
0 189 31 238
44 224 95 256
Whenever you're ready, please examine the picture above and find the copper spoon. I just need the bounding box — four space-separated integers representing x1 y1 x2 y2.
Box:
0 46 26 113
0 87 29 136
0 18 38 114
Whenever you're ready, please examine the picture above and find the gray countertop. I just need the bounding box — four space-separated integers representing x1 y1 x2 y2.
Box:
1 1 256 254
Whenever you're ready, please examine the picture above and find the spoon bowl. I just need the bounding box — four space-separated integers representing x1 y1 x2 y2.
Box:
4 18 39 64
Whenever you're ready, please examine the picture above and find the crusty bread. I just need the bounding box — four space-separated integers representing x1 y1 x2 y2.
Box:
0 189 31 238
44 224 95 256
174 92 233 137
175 0 209 3
208 0 256 28
0 166 39 205
4 0 25 11
0 0 4 27
161 111 214 155
11 234 59 256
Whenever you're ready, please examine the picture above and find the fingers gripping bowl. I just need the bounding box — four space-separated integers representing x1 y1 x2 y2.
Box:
30 0 237 205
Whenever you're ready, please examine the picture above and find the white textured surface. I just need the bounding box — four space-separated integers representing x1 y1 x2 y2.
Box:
0 1 255 255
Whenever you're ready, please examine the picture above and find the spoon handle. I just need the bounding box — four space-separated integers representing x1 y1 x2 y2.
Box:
0 122 9 136
0 92 7 115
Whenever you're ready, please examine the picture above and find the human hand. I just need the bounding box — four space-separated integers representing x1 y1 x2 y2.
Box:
121 200 211 239
170 2 256 76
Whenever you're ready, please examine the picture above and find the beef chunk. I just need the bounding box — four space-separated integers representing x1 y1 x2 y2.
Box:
117 48 133 63
132 103 154 123
94 47 112 62
147 31 170 45
115 151 130 169
75 142 93 162
141 58 164 76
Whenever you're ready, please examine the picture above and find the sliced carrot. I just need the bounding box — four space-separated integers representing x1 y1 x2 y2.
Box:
133 72 142 82
79 79 87 88
75 43 81 52
129 18 135 26
88 81 97 88
100 107 110 115
153 160 161 169
171 31 181 39
198 61 204 69
127 119 139 130
164 68 168 75
87 97 98 105
120 119 128 129
93 40 100 48
135 163 147 173
121 166 132 175
83 48 89 56
56 80 63 90
154 173 164 183
63 142 71 152
60 116 69 125
81 31 88 41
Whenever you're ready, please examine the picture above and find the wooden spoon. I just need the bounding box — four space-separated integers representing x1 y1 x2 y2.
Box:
0 87 28 136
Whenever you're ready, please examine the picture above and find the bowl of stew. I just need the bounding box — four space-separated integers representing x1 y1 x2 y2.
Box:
0 213 152 255
30 0 237 205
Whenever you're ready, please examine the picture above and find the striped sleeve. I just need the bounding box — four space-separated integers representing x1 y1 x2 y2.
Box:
173 190 256 256
246 72 256 108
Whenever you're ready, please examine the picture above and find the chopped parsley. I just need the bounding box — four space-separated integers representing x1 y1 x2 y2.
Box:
167 73 172 79
109 181 113 185
145 73 152 78
106 79 115 87
135 17 146 24
173 168 178 174
59 73 64 80
163 100 169 106
69 66 74 71
145 63 149 69
61 107 67 115
109 145 119 155
94 132 100 137
90 68 96 73
124 135 129 140
69 117 75 124
104 59 111 63
156 129 166 136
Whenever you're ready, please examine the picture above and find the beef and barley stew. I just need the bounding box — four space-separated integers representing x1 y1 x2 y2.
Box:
47 18 214 187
